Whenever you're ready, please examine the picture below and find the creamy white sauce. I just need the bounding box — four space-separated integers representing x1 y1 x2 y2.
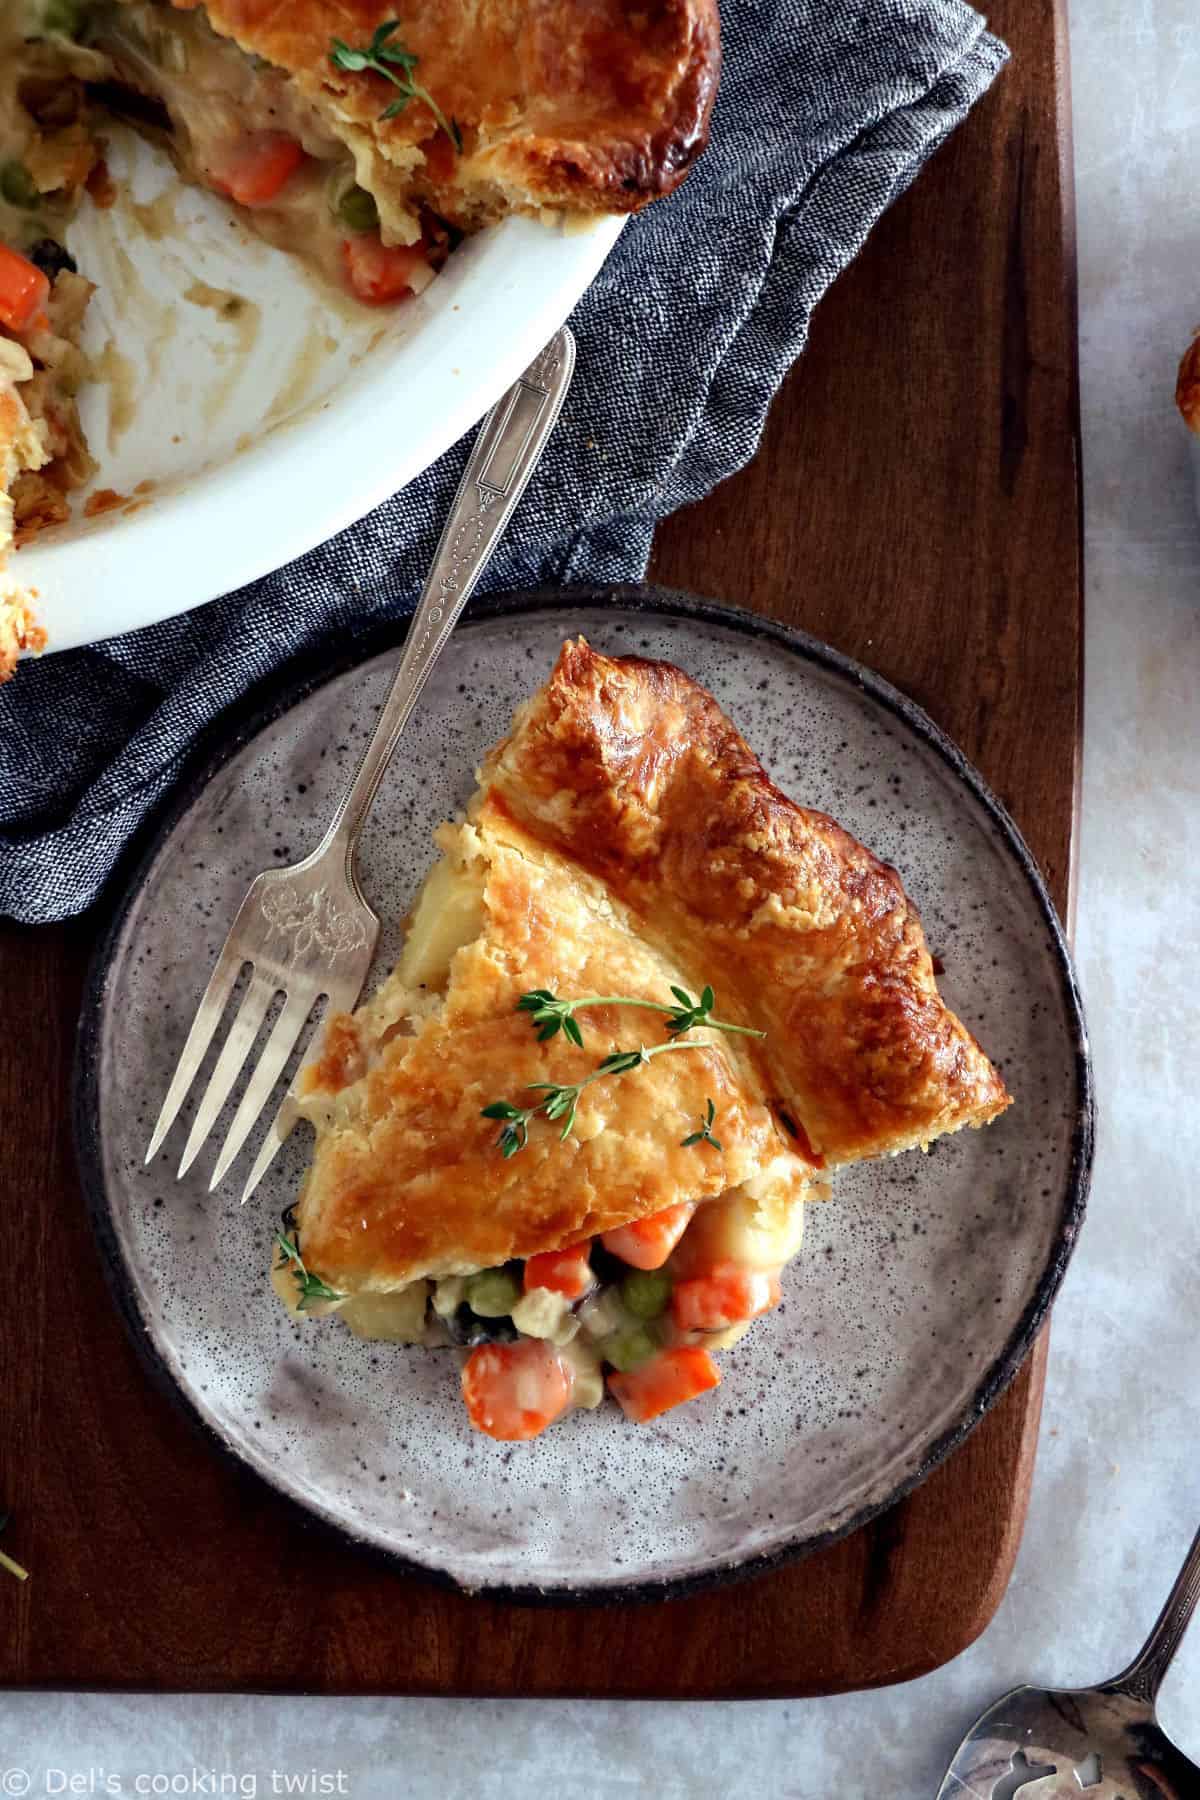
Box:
96 2 420 287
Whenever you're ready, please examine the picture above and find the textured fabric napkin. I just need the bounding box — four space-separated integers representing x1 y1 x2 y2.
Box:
0 0 1007 923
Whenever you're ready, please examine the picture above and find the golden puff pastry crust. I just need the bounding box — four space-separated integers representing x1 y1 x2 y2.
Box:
1177 332 1200 434
174 0 720 227
296 639 1009 1295
481 639 1012 1167
298 810 809 1290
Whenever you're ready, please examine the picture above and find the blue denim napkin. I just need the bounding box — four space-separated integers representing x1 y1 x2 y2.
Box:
0 0 1007 921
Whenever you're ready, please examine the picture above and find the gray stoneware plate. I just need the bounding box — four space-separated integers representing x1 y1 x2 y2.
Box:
75 588 1093 1601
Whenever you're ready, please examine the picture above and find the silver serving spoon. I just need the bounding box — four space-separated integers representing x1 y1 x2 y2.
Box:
938 1520 1200 1799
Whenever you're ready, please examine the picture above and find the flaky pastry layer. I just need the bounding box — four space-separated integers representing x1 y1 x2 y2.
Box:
295 640 1009 1294
482 640 1012 1167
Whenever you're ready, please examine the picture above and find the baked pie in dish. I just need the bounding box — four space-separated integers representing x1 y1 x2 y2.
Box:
275 639 1012 1440
1 12 104 677
0 0 720 674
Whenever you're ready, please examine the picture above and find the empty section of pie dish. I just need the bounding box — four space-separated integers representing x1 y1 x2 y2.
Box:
16 124 622 652
75 595 1092 1597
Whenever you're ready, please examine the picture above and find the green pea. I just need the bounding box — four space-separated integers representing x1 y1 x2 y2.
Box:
464 1268 521 1318
621 1269 673 1320
602 1327 659 1373
335 185 379 233
0 163 40 210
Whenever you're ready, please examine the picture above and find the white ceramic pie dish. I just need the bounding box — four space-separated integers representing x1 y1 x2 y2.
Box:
17 127 623 658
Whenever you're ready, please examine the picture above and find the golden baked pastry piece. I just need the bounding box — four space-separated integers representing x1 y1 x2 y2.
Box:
130 0 720 237
1177 331 1200 434
0 272 97 681
485 640 1011 1159
295 639 1010 1295
296 801 811 1290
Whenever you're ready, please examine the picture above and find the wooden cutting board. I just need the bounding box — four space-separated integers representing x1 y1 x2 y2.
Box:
0 0 1079 1695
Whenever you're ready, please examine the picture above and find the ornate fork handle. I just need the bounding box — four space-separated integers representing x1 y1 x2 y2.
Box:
318 328 576 875
259 885 370 966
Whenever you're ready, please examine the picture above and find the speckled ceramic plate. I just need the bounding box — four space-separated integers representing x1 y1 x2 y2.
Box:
74 589 1092 1600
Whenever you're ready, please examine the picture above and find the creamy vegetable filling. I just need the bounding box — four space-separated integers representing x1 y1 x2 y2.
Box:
93 0 446 295
0 5 106 252
276 1182 809 1435
1 2 101 676
275 832 816 1441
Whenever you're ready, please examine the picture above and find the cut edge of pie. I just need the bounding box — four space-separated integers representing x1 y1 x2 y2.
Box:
1 26 106 680
1 268 98 679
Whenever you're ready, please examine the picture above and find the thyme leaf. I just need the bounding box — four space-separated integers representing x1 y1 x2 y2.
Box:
330 21 461 150
483 1040 704 1157
680 1098 722 1150
515 985 765 1046
275 1231 345 1312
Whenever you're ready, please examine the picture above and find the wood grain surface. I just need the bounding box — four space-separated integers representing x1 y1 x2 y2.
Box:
0 0 1080 1695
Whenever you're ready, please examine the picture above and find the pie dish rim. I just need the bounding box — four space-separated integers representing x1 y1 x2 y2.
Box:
13 211 624 662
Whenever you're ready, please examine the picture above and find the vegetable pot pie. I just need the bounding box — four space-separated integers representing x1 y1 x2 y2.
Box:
0 0 720 677
276 639 1012 1441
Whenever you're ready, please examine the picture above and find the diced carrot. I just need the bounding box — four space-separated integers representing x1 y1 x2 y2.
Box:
523 1239 594 1300
0 244 51 333
341 233 430 304
608 1346 721 1424
461 1338 574 1441
601 1202 695 1271
207 132 306 207
671 1263 782 1333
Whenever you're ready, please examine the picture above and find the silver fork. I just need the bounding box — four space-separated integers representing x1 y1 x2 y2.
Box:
144 327 576 1201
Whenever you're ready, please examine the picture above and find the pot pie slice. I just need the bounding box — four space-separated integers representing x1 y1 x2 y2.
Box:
278 639 1012 1441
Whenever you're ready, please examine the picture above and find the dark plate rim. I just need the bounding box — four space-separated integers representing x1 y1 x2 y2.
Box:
72 582 1094 1607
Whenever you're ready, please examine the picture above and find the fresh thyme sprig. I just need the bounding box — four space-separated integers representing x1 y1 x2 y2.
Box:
275 1232 345 1312
483 1041 707 1158
681 1098 722 1150
516 985 765 1046
0 1510 29 1583
329 21 462 150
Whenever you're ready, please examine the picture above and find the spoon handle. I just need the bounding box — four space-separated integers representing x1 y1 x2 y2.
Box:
1107 1519 1200 1703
